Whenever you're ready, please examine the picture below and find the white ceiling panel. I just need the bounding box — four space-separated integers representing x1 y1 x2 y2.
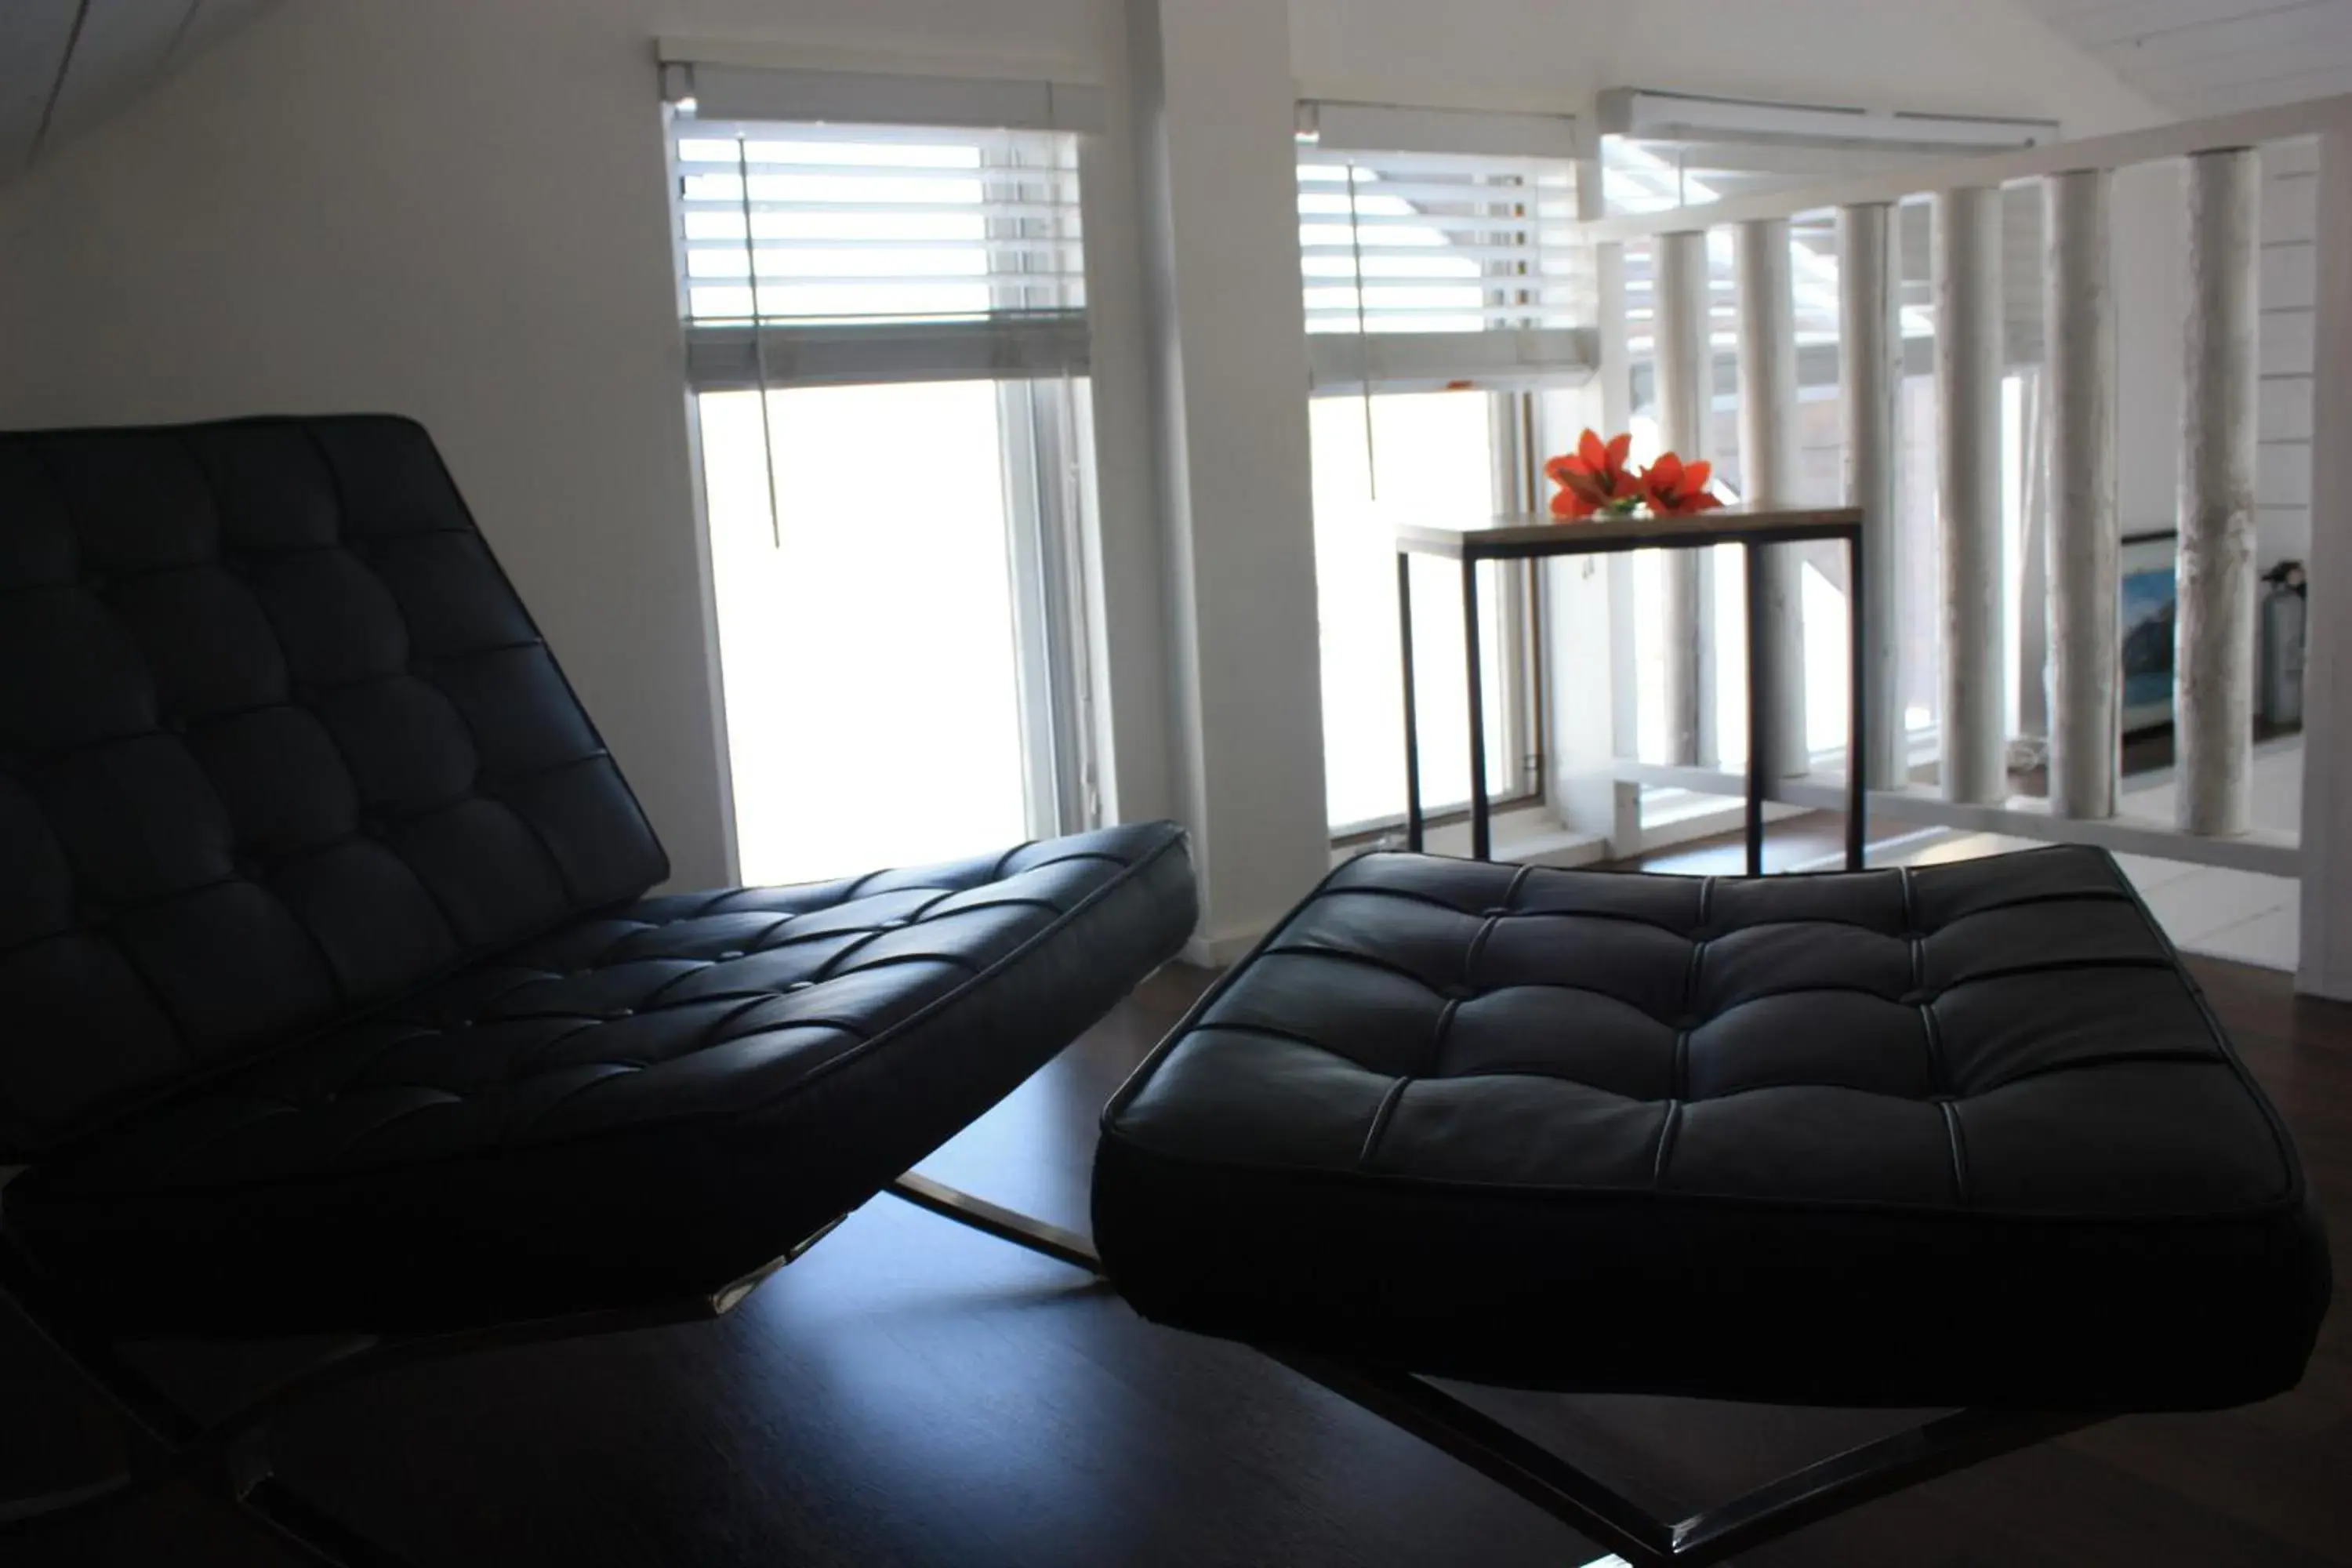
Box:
0 0 86 176
0 0 272 183
2021 0 2352 116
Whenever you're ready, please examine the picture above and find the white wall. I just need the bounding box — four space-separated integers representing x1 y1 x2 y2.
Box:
1290 0 2162 130
1290 0 2185 538
0 0 1148 894
0 0 2183 936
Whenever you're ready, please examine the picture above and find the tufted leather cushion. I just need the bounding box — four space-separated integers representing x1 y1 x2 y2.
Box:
0 416 666 1156
0 415 1199 1334
11 822 1195 1333
1094 848 2330 1410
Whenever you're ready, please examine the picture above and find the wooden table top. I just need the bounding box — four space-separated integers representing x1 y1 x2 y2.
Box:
1396 505 1865 561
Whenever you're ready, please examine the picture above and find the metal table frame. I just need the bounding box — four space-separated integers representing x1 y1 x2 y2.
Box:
1396 506 1869 874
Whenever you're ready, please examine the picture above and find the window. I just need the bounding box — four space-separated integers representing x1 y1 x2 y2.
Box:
1294 110 1584 835
668 103 1097 886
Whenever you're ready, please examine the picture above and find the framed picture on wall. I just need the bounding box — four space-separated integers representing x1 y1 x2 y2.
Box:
2119 529 2176 735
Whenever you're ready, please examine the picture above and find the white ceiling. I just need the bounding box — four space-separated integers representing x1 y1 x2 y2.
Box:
2022 0 2352 117
0 0 272 180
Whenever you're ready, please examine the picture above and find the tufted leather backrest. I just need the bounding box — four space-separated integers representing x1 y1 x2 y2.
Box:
0 416 667 1156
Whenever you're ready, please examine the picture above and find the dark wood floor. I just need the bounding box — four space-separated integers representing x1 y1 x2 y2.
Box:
7 851 2350 1566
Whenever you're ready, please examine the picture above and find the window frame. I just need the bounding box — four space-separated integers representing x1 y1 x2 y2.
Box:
1295 132 1570 842
664 102 1108 876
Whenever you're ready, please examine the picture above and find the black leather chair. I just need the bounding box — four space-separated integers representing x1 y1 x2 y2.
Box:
0 415 1195 1560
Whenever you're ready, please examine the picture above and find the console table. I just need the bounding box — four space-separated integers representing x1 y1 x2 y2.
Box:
1395 506 1867 874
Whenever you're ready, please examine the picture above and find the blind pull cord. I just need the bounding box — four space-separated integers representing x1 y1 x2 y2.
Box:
736 136 783 549
1345 158 1377 502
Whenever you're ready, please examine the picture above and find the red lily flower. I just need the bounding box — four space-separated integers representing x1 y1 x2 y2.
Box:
1544 429 1639 519
1642 451 1722 516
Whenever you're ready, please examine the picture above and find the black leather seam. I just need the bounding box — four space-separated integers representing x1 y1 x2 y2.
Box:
1922 890 2139 929
836 948 989 982
1701 918 1916 942
1440 1062 1664 1093
803 892 964 982
1258 942 1446 994
510 1062 652 1137
1902 867 1926 989
304 1022 451 1097
1671 1031 1690 1100
1182 1018 1410 1064
1461 918 1501 989
492 1015 618 1085
476 751 626 797
1493 908 1705 935
1929 956 2177 990
1425 999 1461 1076
1650 1099 1682 1186
1918 1000 1949 1096
1941 1100 1972 1207
332 1090 473 1154
673 993 832 1047
917 894 1072 923
1964 1046 2235 1098
1682 938 1705 1018
1685 982 1913 1014
741 911 813 951
1358 1076 1412 1170
1316 883 1525 922
438 967 568 1025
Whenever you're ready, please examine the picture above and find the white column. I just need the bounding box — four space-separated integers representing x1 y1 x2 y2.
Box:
2299 118 2352 996
2042 169 2121 819
1125 0 1329 959
2177 147 2261 837
1934 186 2007 804
1838 201 1907 789
1654 227 1711 768
1547 225 1636 840
1735 217 1808 782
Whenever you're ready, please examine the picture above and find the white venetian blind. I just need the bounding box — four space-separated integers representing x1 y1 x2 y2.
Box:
1295 106 1590 394
673 119 1087 389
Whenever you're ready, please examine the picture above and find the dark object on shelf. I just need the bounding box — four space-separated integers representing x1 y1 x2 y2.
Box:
0 416 1196 1562
1087 847 2329 1567
2263 558 2307 728
2119 528 2178 736
1394 508 1867 873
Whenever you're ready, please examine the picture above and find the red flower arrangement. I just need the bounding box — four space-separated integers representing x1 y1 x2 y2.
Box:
1543 429 1722 521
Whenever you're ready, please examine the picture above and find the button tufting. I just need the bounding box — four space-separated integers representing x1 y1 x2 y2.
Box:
0 419 1189 1334
1091 843 2326 1414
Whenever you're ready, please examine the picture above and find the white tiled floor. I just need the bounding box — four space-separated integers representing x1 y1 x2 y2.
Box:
1806 742 2305 971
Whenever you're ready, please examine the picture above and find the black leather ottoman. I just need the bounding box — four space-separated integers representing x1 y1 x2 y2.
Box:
1096 848 2328 1412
